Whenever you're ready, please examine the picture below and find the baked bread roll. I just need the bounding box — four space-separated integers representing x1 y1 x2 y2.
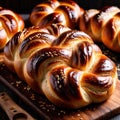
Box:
3 24 117 109
79 6 120 52
30 0 84 29
0 7 24 49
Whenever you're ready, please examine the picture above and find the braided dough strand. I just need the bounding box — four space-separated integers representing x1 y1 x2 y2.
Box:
4 24 117 108
0 7 24 49
79 6 120 52
30 0 84 29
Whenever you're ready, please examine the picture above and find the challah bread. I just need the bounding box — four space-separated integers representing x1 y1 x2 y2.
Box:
30 0 84 29
0 7 24 50
79 6 120 52
3 24 117 109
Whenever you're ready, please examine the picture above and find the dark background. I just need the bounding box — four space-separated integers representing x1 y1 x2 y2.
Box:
0 0 120 13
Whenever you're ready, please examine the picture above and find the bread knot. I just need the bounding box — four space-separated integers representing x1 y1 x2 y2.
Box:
30 0 84 29
79 6 120 52
0 7 24 49
4 24 118 109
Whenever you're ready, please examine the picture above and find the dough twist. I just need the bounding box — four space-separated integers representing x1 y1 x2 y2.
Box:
30 0 84 29
0 7 24 49
79 6 120 52
4 24 117 108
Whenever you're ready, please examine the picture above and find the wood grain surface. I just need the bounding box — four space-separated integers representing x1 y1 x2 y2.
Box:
0 62 120 120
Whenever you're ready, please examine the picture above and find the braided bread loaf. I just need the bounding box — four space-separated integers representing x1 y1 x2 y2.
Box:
3 24 117 109
0 7 24 49
79 6 120 52
30 0 84 29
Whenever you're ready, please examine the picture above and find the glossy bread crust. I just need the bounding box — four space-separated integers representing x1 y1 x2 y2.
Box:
0 7 24 49
79 6 120 52
3 24 118 109
30 0 84 29
30 0 120 52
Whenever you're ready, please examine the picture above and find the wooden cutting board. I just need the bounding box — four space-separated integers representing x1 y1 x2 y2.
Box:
0 62 120 120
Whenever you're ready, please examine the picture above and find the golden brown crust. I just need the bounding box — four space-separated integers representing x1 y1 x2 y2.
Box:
3 24 118 109
79 6 120 52
0 7 24 50
30 0 84 29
